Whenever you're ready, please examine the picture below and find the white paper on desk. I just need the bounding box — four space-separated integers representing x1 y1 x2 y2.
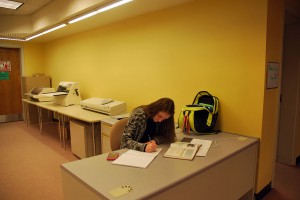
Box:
112 148 162 168
190 139 212 157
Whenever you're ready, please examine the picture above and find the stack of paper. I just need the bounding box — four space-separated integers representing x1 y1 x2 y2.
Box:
190 139 212 157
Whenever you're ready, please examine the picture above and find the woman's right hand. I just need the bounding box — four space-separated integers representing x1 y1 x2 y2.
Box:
145 143 157 152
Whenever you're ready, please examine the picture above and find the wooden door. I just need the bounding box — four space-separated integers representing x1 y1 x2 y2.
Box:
0 47 22 121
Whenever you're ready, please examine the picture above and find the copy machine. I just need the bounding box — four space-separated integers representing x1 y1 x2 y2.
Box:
26 87 55 102
51 82 82 106
80 97 127 116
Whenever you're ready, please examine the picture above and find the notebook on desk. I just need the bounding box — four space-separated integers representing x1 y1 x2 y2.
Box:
112 148 162 168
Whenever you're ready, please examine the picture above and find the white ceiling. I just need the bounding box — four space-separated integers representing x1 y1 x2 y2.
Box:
0 0 195 42
0 0 300 43
0 0 54 15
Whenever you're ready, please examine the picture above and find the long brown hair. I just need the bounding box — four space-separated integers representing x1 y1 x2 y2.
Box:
140 98 176 143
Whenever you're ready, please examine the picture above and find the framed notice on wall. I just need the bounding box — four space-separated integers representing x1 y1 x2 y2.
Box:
266 62 279 89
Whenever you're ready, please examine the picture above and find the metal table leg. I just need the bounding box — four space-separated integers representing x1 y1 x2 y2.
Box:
23 101 29 126
62 115 69 150
92 123 96 155
57 113 63 148
38 107 43 135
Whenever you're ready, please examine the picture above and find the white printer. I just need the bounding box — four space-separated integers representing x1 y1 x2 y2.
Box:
51 82 82 106
26 87 55 102
81 97 127 116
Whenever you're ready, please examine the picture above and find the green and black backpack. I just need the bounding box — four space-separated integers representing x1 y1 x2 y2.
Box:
178 91 219 134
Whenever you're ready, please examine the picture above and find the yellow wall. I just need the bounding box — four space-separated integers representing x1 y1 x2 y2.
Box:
43 0 267 136
18 0 285 194
0 41 43 76
23 43 45 76
258 0 284 191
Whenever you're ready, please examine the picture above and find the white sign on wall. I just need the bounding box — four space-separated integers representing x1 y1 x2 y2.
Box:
266 62 279 89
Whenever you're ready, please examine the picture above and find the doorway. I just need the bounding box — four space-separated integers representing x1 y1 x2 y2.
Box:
277 12 300 166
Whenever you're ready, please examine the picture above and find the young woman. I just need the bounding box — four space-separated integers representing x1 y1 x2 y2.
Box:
120 98 176 152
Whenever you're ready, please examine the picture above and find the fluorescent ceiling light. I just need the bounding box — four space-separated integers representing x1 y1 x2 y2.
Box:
0 37 25 41
68 0 133 24
68 10 99 24
0 0 23 10
97 0 133 13
0 0 132 41
26 24 67 41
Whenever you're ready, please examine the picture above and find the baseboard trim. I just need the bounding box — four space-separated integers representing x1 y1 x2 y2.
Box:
254 182 272 200
0 114 23 123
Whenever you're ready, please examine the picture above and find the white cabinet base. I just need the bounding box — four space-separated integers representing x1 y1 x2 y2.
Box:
70 120 100 158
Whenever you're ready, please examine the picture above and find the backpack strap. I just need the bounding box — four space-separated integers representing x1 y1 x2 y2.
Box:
183 105 212 131
212 96 219 114
182 110 191 134
192 91 211 105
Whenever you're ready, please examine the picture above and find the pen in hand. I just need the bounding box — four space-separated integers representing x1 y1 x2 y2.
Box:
146 142 157 152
